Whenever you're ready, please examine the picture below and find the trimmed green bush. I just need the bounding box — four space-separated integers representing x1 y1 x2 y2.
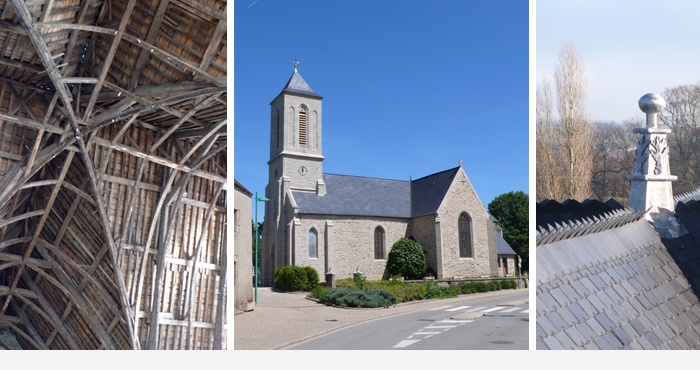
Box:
386 238 427 280
273 265 319 292
318 287 397 308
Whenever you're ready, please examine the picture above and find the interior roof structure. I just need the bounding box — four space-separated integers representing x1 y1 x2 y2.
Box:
0 0 227 350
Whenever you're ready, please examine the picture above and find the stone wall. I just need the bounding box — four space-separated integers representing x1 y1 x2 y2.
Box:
436 169 491 278
293 215 410 281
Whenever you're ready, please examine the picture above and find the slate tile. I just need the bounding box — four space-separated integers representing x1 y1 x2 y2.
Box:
645 331 663 348
629 318 647 336
570 279 589 297
538 292 559 310
604 286 623 305
587 294 606 311
586 317 606 336
536 340 549 350
636 335 655 350
542 335 565 350
572 321 596 342
594 312 616 331
579 277 597 295
550 288 570 307
603 332 623 350
596 290 615 308
545 310 567 330
589 274 607 290
559 283 580 302
558 306 579 327
568 302 589 322
612 326 632 345
553 330 576 349
577 298 598 316
627 339 644 350
537 314 557 335
594 334 615 350
582 341 600 350
564 326 588 346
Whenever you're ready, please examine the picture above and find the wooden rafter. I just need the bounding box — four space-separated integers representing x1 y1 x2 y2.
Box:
0 150 74 319
11 0 139 349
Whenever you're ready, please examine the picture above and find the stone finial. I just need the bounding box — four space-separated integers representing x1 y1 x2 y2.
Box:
639 93 666 128
458 159 463 167
293 59 300 72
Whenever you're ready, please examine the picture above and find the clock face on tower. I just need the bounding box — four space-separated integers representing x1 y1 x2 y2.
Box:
298 166 307 176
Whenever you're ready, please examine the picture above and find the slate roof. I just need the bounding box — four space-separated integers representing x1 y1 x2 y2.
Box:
293 173 411 218
537 198 625 229
497 233 517 255
281 69 322 98
291 167 462 218
536 218 700 349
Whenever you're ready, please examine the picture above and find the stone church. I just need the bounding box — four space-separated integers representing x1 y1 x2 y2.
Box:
260 64 516 285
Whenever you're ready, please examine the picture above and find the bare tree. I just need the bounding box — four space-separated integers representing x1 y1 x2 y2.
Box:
536 78 563 201
660 83 700 194
553 43 594 200
591 119 638 201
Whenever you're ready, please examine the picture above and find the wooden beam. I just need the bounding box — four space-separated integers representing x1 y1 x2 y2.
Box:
12 0 139 348
187 183 223 349
198 4 226 71
0 150 74 319
128 0 171 89
92 136 226 183
81 0 137 121
34 22 225 88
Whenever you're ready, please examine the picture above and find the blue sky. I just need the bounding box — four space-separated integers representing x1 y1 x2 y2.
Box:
233 0 529 220
537 0 700 123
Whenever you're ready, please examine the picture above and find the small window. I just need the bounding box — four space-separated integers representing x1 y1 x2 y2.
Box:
374 226 385 260
276 110 281 149
299 107 307 148
308 228 317 259
458 213 473 258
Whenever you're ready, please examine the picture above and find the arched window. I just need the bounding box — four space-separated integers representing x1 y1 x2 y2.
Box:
298 107 307 148
458 213 473 258
374 226 385 260
308 228 317 259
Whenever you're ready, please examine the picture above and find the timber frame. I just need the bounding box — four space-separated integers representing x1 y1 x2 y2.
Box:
0 0 227 349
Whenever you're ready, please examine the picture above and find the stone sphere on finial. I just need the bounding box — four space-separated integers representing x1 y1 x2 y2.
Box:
639 93 665 128
638 93 666 114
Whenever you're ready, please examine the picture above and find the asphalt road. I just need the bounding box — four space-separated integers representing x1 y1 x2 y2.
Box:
234 286 529 350
290 292 529 350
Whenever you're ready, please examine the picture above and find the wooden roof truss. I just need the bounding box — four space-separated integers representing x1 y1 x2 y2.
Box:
0 0 227 350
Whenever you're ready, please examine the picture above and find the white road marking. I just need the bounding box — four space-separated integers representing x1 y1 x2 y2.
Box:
482 306 506 313
428 305 454 311
464 306 487 312
499 307 522 313
414 331 442 335
394 340 421 348
445 306 471 312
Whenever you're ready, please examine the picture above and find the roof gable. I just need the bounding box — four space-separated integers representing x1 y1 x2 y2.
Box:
411 167 460 217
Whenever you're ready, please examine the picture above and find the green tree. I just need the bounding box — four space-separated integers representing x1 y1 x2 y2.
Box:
488 191 529 273
386 238 427 280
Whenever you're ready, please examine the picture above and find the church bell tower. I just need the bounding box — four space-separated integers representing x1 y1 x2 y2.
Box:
261 61 325 285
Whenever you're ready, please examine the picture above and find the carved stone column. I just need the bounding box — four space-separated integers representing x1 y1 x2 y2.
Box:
626 93 680 234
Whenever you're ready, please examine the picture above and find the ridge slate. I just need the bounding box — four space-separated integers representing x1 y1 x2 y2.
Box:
536 218 700 349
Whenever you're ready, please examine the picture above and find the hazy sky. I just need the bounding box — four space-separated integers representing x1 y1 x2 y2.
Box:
233 0 529 218
537 0 700 123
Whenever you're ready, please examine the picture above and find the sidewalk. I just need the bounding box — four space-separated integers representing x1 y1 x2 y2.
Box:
233 286 528 350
